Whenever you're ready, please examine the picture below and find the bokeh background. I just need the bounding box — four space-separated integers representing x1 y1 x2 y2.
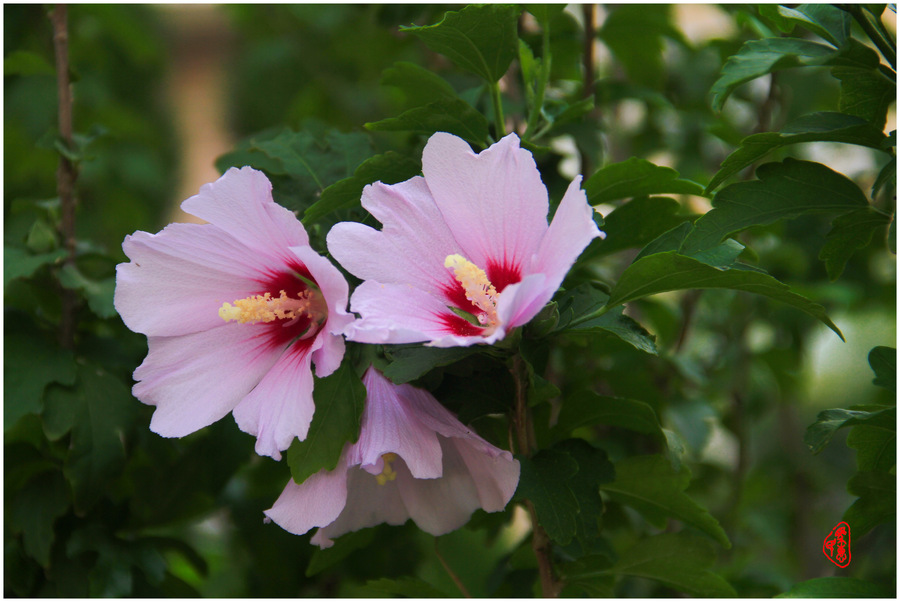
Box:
5 4 895 597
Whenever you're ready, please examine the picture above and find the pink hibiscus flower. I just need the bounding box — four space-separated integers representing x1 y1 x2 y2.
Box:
114 166 353 460
326 132 602 347
264 367 520 548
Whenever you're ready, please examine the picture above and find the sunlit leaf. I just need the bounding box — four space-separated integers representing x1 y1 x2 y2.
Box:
705 113 888 193
607 251 843 340
804 406 895 454
402 4 520 83
685 159 868 254
711 37 878 111
584 158 704 205
758 4 851 46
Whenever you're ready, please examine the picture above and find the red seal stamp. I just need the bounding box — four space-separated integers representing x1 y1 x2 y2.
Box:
823 521 851 568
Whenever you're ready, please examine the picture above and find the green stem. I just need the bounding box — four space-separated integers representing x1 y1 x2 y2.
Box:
524 23 551 139
490 80 506 138
511 355 561 598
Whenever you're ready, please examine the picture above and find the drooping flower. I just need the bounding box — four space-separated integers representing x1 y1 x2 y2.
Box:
114 166 353 460
326 132 603 347
264 366 520 548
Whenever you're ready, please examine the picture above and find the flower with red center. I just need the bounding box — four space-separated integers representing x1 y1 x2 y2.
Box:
326 132 603 347
114 167 353 460
264 367 520 547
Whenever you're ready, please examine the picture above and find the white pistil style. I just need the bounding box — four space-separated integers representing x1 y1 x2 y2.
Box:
219 289 325 333
444 253 500 332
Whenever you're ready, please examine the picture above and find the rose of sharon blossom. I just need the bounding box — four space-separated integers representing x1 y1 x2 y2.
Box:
114 167 353 460
265 367 520 548
326 132 603 347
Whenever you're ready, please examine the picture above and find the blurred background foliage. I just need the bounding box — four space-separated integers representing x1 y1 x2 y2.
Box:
4 4 895 598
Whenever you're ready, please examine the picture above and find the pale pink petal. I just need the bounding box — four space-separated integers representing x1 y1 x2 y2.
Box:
288 245 353 378
393 439 483 535
350 368 443 479
451 438 520 512
534 176 602 293
232 346 317 460
496 273 551 330
422 132 549 272
344 281 489 347
327 177 462 292
134 325 281 438
115 224 274 337
264 458 351 538
181 166 309 262
310 466 410 548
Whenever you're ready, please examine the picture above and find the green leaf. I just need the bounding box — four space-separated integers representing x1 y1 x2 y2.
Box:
583 158 704 205
868 346 895 392
365 98 491 147
42 364 139 511
589 196 690 257
382 345 480 385
58 263 117 319
819 208 892 280
833 64 895 130
402 4 520 82
711 37 877 112
847 425 895 472
515 448 579 544
556 439 616 554
4 246 67 286
843 471 896 537
351 577 449 598
4 330 77 429
685 159 869 255
705 113 888 193
606 251 843 340
777 577 889 598
4 50 56 77
804 407 895 454
287 359 366 485
759 4 851 47
553 283 658 354
516 440 614 546
252 127 372 190
610 533 736 597
554 391 666 444
306 528 376 577
7 471 70 567
380 61 458 107
302 151 421 225
600 454 731 548
598 5 685 88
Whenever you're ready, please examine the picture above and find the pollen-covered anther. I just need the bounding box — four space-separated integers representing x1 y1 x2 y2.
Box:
375 452 399 486
219 289 321 325
444 254 499 327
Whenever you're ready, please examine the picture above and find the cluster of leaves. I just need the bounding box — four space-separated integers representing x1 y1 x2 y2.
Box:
5 3 895 598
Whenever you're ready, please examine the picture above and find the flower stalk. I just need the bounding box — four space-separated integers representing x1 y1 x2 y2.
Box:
511 354 562 598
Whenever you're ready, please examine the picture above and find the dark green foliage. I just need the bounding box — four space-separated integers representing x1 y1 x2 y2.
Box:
5 3 895 598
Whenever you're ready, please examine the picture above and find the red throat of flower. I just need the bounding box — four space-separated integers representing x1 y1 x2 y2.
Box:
218 262 327 351
439 254 522 337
